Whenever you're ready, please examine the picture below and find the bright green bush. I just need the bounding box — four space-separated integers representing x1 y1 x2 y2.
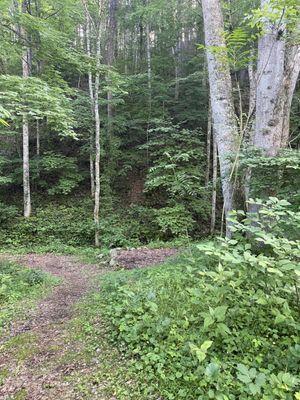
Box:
155 204 195 239
98 198 300 399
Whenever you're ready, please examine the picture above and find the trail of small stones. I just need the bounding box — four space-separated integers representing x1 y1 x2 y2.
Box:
0 254 102 400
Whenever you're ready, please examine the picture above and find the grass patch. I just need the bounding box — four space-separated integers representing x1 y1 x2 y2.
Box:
63 291 160 399
0 243 103 265
0 260 59 334
2 332 39 361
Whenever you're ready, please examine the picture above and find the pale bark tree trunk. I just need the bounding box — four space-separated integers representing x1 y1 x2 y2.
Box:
85 18 95 197
21 0 31 218
145 4 152 165
248 1 300 215
172 44 180 101
201 0 239 237
248 49 256 118
205 101 212 186
211 135 218 234
36 120 40 157
254 0 300 156
107 0 118 146
82 0 102 246
146 21 152 98
244 50 256 206
94 14 102 248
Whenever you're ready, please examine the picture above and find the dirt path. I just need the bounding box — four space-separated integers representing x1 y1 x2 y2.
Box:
0 250 178 399
0 254 102 400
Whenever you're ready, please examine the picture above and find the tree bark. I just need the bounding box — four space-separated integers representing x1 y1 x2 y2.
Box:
85 18 95 197
36 120 40 157
146 21 152 98
94 14 102 248
201 0 239 237
254 0 300 156
22 0 31 218
211 135 218 234
205 101 212 186
107 0 118 146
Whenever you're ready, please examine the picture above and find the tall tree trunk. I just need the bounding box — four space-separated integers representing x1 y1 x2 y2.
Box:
94 19 102 248
201 0 239 237
85 18 95 197
107 0 118 146
172 39 181 101
248 1 300 214
21 0 31 218
145 4 152 165
146 21 152 99
254 0 300 156
211 135 218 234
244 49 256 206
36 120 40 157
205 101 212 186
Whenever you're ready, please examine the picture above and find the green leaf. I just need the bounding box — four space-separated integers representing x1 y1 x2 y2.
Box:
200 340 213 352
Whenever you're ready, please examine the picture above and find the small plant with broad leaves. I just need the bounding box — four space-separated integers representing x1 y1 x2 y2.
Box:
96 197 300 399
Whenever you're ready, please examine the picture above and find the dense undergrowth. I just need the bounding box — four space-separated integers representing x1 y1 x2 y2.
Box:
0 198 196 250
0 260 57 334
85 198 300 400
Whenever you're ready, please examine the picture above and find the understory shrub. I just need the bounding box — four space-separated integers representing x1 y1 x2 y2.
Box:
0 201 94 247
98 198 300 399
0 198 192 248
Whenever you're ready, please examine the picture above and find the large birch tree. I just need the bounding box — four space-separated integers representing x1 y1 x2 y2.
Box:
253 0 300 156
201 0 239 236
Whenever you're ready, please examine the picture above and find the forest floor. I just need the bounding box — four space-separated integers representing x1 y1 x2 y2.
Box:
0 249 177 400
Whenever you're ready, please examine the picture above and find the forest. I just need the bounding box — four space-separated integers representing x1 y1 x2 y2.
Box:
0 0 299 399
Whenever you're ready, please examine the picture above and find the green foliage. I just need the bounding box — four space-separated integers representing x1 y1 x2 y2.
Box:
155 204 194 239
143 121 211 237
0 201 94 248
248 0 300 41
0 75 75 137
0 201 163 249
0 105 10 126
240 149 300 204
32 153 83 195
0 202 18 223
0 261 44 302
0 260 56 332
97 198 300 399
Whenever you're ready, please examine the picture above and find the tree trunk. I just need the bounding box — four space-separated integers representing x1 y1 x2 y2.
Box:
248 1 300 215
107 0 118 141
22 0 31 218
254 0 300 156
172 42 180 101
205 101 212 186
211 135 218 234
94 21 102 248
201 0 239 237
36 120 40 156
146 21 152 98
106 0 118 187
145 4 152 166
85 18 95 197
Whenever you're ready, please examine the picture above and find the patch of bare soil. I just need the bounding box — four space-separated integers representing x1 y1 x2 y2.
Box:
0 254 101 400
115 247 179 269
